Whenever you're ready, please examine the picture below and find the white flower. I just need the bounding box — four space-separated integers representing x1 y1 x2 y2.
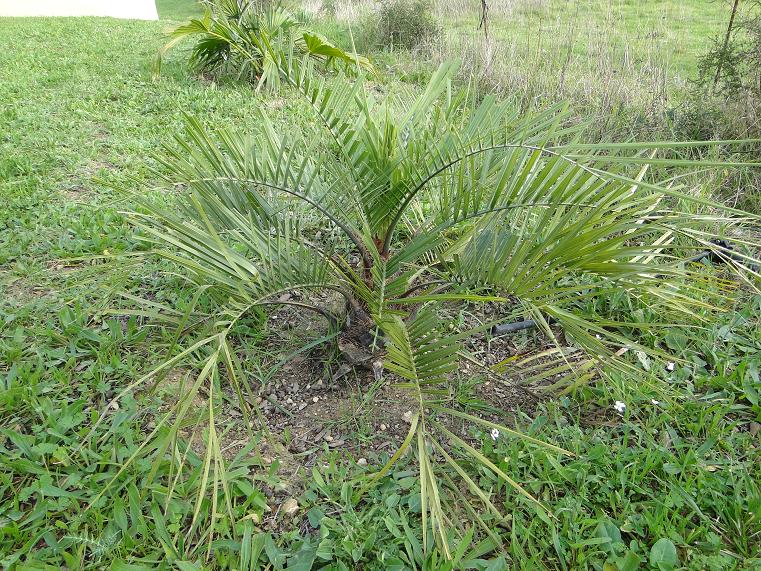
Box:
651 399 661 405
490 428 500 441
665 362 675 372
613 401 626 414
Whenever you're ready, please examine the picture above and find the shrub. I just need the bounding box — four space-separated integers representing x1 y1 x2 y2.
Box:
320 0 337 19
697 0 760 97
156 0 372 89
360 0 441 52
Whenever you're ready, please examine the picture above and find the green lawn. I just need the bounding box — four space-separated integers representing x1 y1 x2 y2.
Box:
1 1 760 569
157 0 203 20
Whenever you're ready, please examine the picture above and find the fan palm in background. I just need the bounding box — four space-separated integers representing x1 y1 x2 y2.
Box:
155 0 372 89
117 58 760 557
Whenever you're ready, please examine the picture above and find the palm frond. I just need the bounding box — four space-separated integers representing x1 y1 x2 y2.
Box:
132 192 339 310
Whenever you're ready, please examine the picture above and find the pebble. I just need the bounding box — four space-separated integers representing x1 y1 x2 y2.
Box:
380 424 387 431
750 422 761 438
402 411 413 424
357 458 367 466
312 396 319 403
281 498 299 517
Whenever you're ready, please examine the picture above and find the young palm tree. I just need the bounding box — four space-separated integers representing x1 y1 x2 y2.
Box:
156 0 372 89
127 60 758 556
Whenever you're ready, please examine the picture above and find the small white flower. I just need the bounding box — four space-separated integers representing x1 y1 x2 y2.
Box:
613 400 626 414
490 428 500 441
651 399 661 405
665 362 675 372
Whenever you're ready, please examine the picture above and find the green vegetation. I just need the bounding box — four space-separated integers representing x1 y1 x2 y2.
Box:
357 0 441 51
1 0 760 569
156 0 203 21
157 0 371 89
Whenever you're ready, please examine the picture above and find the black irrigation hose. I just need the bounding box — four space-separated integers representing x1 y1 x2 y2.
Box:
689 239 759 272
491 319 539 335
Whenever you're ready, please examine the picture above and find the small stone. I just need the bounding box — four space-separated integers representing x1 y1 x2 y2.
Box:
402 410 413 424
372 360 384 381
380 423 387 431
286 398 293 404
357 458 367 466
281 498 299 517
750 422 761 438
324 434 333 442
312 397 319 403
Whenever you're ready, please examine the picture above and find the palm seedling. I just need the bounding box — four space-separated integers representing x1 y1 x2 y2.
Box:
125 60 760 557
156 0 372 89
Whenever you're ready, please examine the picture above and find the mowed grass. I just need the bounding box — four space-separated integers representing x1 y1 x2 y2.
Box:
157 0 203 20
1 1 761 569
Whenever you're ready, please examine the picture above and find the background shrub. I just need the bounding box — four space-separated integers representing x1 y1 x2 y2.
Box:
697 0 760 97
360 0 441 52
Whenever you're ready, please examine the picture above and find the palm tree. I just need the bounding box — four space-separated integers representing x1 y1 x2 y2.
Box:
155 0 372 89
129 60 758 556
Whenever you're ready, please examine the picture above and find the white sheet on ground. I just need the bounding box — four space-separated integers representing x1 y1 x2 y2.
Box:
0 0 159 20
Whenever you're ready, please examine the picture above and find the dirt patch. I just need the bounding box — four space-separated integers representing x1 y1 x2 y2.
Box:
60 184 91 201
1 277 53 306
46 260 85 273
58 159 118 201
127 298 588 534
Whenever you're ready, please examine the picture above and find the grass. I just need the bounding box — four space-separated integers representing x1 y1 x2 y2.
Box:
157 0 203 20
1 0 760 569
440 0 727 77
323 0 759 143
